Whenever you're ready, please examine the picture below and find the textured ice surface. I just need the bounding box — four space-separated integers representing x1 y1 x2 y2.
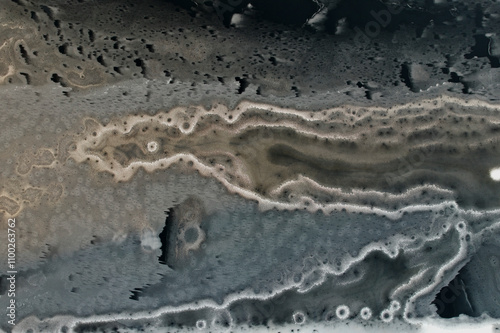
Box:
1 0 500 332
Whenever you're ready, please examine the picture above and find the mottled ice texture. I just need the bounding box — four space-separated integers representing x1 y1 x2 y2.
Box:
1 0 500 332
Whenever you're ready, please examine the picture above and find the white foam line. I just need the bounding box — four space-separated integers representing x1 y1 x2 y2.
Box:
78 95 500 140
296 209 469 300
269 174 454 198
56 230 421 330
476 219 500 237
391 268 431 299
85 112 358 141
56 210 469 331
72 129 495 219
72 141 500 219
62 282 300 331
70 94 500 218
49 96 500 330
13 204 497 331
403 223 470 324
232 96 500 122
297 270 327 293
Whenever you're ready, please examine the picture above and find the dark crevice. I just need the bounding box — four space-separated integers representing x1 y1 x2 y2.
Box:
158 209 175 268
465 34 500 68
465 34 491 59
50 73 61 83
40 5 54 20
432 269 475 318
19 44 30 65
97 55 106 66
134 58 146 75
19 72 31 85
129 287 144 301
324 0 447 39
58 43 68 55
449 72 462 83
447 71 470 94
50 73 67 87
400 63 412 91
30 11 39 23
250 0 319 26
235 77 249 94
88 29 95 43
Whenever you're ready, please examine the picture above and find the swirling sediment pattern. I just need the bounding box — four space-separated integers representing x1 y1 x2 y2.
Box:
1 0 500 332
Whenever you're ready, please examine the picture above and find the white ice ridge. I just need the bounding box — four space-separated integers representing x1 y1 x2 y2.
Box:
12 206 500 333
70 95 500 215
403 218 500 324
70 142 460 217
268 175 456 207
72 94 500 138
